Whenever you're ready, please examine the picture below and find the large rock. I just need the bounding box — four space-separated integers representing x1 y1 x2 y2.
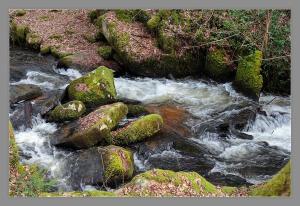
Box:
67 66 117 107
100 11 204 78
10 84 42 104
116 169 226 197
109 114 163 145
49 100 86 122
61 145 134 189
51 102 128 149
234 50 263 100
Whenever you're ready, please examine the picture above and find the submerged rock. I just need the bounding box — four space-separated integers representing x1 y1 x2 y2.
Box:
49 100 86 122
67 66 117 107
126 104 148 117
62 145 134 189
234 50 263 100
51 102 128 149
109 114 163 145
116 169 226 197
10 84 42 104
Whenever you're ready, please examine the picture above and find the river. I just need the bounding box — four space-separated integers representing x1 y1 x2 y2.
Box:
9 47 291 191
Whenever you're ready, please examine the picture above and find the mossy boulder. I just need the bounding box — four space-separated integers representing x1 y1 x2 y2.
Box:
49 100 86 122
234 50 263 100
102 145 134 183
50 46 72 59
61 145 134 189
205 48 233 81
67 66 117 107
98 46 113 59
116 169 226 197
41 190 116 197
100 11 204 78
108 114 163 145
50 102 128 149
250 160 291 196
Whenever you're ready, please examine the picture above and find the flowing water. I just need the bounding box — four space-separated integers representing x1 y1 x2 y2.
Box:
9 47 291 190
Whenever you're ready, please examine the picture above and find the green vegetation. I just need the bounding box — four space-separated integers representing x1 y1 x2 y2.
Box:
97 45 113 59
115 9 150 23
250 161 291 196
26 32 42 50
234 50 263 100
9 121 56 197
109 114 163 145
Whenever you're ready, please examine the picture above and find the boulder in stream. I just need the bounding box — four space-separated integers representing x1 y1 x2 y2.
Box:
109 114 163 145
116 169 226 197
51 102 128 149
10 84 42 104
49 100 86 122
67 66 117 107
62 145 134 189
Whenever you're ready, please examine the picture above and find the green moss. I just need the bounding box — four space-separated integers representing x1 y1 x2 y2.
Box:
83 33 97 43
26 33 42 50
10 21 29 45
221 186 237 195
88 9 107 23
15 9 26 17
40 44 51 54
234 50 263 100
95 31 107 42
49 34 63 41
41 190 116 197
49 100 86 122
146 15 161 30
158 28 176 53
103 145 134 182
97 46 113 59
64 29 75 35
205 48 232 81
126 104 147 117
250 161 291 196
39 15 51 21
120 169 218 196
50 46 72 59
67 66 117 107
109 114 163 145
9 121 19 169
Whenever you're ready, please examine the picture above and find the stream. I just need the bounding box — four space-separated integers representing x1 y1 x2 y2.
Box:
9 47 291 191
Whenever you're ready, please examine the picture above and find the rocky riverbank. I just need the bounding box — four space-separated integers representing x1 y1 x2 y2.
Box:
9 9 291 197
